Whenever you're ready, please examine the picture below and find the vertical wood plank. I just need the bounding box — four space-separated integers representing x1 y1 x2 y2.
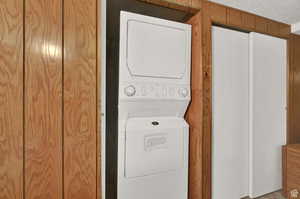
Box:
289 34 300 144
282 146 287 197
255 16 269 33
97 0 102 198
227 8 242 27
24 0 63 198
64 0 97 198
0 0 23 198
241 13 255 30
267 21 281 35
285 145 300 198
187 12 203 199
202 7 213 199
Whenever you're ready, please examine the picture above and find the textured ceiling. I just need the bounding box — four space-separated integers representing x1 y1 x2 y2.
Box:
208 0 300 25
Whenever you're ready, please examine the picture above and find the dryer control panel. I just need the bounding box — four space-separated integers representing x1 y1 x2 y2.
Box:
120 82 190 99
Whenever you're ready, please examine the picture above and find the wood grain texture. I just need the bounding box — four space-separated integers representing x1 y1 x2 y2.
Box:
202 1 290 39
289 34 300 144
201 6 213 199
138 0 201 13
283 144 300 199
254 16 269 33
186 8 212 199
97 0 101 198
205 1 226 24
282 146 287 197
227 7 242 26
0 0 23 198
64 0 97 198
241 12 255 30
24 0 63 198
186 12 203 199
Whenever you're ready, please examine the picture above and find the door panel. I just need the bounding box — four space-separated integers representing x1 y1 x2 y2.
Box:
249 32 287 198
212 26 249 199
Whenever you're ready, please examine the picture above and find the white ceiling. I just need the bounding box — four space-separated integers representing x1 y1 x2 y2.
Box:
208 0 300 25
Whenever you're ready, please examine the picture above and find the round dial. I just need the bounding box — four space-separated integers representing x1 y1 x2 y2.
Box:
124 85 136 97
178 88 189 97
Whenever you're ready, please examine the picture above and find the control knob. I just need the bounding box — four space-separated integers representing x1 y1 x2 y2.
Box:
124 85 136 97
178 88 189 97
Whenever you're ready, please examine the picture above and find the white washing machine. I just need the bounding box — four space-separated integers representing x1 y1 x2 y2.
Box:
118 11 191 199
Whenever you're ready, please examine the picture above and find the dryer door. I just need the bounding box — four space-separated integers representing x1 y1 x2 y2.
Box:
127 20 188 79
125 117 187 178
120 11 191 80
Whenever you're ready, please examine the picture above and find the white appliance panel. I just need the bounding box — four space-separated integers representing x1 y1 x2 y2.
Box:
212 26 249 199
118 11 191 199
119 11 191 85
125 117 186 178
127 20 187 79
249 32 287 198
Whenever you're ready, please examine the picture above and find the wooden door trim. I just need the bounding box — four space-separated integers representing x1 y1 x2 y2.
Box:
187 1 291 199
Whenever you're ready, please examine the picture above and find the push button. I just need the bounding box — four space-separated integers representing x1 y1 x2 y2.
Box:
124 85 136 97
178 88 189 97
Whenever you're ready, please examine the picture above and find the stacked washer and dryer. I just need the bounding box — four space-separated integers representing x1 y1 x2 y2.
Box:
117 11 191 199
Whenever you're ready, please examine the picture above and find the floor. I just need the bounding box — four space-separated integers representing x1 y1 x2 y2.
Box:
244 191 285 199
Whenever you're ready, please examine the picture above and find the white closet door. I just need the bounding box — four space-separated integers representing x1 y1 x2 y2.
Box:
249 32 287 198
212 26 249 199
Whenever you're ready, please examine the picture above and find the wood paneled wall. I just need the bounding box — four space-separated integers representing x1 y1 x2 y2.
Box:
64 0 97 198
25 0 63 198
0 0 100 198
203 1 290 38
0 0 24 198
138 0 201 13
289 34 300 144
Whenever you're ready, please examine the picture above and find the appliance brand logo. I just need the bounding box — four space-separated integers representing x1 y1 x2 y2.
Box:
144 133 168 151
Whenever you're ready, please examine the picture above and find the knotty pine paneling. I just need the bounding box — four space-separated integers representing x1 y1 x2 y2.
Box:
24 0 63 198
0 0 24 198
64 0 97 198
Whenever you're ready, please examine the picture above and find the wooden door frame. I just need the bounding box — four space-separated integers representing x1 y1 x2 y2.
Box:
186 1 291 199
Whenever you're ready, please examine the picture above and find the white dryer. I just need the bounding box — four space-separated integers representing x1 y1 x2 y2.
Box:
118 11 191 199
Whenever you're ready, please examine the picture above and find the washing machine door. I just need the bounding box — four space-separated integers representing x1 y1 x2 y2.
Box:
124 117 187 178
